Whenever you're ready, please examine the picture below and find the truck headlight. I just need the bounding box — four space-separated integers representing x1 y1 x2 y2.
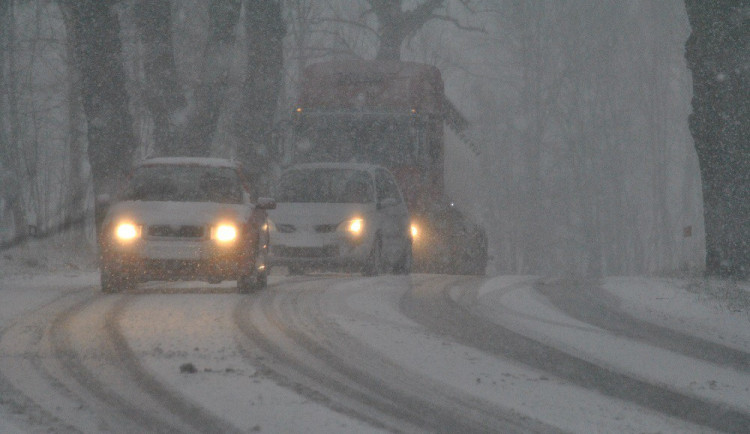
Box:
212 224 238 242
115 222 140 241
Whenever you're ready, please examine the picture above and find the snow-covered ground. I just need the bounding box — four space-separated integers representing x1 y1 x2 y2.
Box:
0 251 748 432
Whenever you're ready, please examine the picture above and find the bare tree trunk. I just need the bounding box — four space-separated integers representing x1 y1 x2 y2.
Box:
369 0 445 61
133 0 184 156
0 0 28 242
60 2 90 245
235 0 285 182
684 0 749 278
175 0 242 157
65 0 136 236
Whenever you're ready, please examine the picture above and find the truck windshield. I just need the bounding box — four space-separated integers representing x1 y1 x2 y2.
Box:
293 113 422 167
121 165 243 204
277 168 373 204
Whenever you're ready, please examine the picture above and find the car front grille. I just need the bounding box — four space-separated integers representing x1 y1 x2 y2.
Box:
315 224 337 233
274 245 339 258
147 225 205 239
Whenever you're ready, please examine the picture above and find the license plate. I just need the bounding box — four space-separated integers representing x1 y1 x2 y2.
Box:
143 242 201 260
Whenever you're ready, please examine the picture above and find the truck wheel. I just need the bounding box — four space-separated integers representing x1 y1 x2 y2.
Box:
471 253 488 276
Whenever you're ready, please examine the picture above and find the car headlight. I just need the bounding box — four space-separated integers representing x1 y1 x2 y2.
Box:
212 224 238 243
410 223 419 239
339 218 364 236
115 222 140 241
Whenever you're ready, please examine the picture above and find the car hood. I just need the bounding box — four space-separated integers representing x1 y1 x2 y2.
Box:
104 201 252 226
269 202 374 226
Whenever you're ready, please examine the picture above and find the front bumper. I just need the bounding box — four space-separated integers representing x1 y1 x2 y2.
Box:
268 231 370 270
103 238 249 282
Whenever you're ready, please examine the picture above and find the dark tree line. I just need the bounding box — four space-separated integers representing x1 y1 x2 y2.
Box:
63 0 137 230
368 0 446 60
2 0 743 279
60 0 285 233
58 0 454 235
684 0 749 278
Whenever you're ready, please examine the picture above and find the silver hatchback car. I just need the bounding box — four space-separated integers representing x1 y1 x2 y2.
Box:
268 163 412 275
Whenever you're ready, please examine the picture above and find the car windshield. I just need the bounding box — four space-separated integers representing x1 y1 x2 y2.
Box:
120 165 243 203
277 168 373 204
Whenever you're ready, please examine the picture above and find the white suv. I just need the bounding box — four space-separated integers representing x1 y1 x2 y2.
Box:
268 163 411 275
99 157 275 293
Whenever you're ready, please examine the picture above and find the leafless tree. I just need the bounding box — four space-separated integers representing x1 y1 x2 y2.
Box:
684 0 749 278
0 0 28 243
64 0 137 234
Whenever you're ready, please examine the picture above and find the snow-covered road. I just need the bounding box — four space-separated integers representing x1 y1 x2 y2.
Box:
0 272 747 433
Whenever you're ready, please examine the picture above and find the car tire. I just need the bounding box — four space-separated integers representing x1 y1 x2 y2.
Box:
254 264 268 290
362 237 383 277
239 237 269 293
238 262 269 293
460 233 487 276
393 240 412 275
100 264 131 293
237 271 254 294
287 265 305 276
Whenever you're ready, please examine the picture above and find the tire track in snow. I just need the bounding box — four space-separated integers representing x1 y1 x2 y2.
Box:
104 294 243 434
233 276 556 434
535 279 750 371
48 294 193 433
1 285 242 433
399 276 750 433
0 288 89 433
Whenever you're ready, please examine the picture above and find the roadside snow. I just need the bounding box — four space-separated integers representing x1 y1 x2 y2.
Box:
339 276 726 433
117 283 384 434
0 271 99 433
477 277 749 414
604 276 750 350
0 265 748 433
0 271 97 331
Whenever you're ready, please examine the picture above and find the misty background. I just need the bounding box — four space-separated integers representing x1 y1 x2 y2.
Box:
0 0 706 277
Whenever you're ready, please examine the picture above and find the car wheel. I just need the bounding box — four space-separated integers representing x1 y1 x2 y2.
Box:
100 264 131 293
362 237 383 276
393 240 412 275
287 265 305 276
239 238 269 293
237 271 255 293
239 263 269 293
255 266 268 290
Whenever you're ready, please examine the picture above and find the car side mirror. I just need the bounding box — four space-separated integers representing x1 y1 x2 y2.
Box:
378 197 398 209
256 197 276 210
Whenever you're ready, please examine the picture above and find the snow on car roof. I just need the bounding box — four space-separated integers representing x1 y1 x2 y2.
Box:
136 157 241 169
283 162 381 172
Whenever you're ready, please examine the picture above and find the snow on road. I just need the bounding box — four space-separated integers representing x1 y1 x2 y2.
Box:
0 269 748 433
476 278 749 413
340 277 695 432
118 288 383 433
